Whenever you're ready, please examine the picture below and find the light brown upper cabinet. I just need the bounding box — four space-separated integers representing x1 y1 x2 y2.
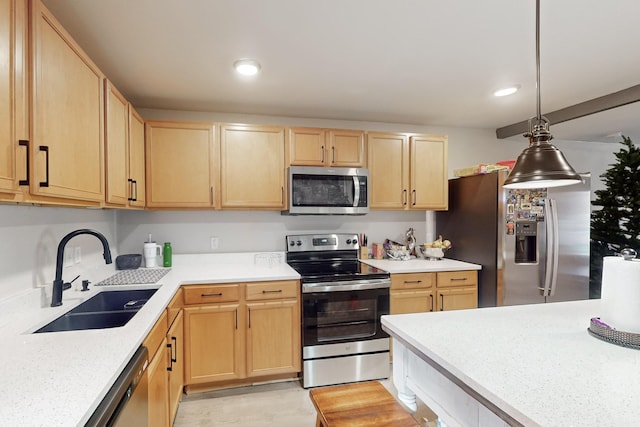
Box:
29 0 105 203
220 124 286 209
0 0 28 199
288 127 366 168
145 121 217 208
104 80 129 206
368 132 448 210
104 81 146 209
127 106 145 208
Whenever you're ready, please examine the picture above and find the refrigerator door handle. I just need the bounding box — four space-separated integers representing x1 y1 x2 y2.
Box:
541 198 559 298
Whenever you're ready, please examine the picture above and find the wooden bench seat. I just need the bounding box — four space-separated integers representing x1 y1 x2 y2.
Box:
309 381 420 427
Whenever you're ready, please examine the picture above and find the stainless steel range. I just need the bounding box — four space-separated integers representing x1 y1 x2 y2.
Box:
286 233 390 388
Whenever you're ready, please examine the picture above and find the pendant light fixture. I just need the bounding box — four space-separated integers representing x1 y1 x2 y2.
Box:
503 0 582 189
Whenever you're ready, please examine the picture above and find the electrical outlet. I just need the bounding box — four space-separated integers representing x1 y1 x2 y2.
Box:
210 237 219 251
64 247 74 267
74 246 82 264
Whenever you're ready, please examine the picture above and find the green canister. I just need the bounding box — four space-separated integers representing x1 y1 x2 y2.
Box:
163 242 172 267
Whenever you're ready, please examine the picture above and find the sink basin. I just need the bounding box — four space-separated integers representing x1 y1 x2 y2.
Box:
34 288 158 333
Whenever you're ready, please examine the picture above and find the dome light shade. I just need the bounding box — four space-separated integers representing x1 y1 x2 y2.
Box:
233 59 261 76
503 140 582 189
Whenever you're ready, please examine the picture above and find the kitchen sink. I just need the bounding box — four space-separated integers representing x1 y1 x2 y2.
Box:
34 288 158 333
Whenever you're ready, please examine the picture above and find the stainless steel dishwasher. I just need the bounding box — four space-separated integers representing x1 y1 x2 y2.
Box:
86 346 149 427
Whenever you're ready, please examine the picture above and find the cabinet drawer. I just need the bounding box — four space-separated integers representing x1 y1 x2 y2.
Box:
437 270 478 288
184 284 240 305
143 311 168 359
391 272 434 290
246 280 299 301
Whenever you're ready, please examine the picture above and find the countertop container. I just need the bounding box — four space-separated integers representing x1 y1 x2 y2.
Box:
115 254 142 270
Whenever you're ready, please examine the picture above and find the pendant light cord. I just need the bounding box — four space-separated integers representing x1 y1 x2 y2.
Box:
536 0 541 122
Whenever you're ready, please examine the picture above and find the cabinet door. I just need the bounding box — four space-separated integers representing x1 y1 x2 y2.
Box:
145 121 217 208
128 106 145 207
31 0 104 202
288 127 326 166
436 286 477 311
104 80 128 206
0 0 27 196
390 290 434 314
167 310 184 425
367 132 408 209
327 129 365 167
220 124 285 209
410 134 448 210
246 299 301 377
147 343 169 427
184 305 244 384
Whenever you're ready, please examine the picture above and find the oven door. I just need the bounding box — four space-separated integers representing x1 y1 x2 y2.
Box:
302 285 389 348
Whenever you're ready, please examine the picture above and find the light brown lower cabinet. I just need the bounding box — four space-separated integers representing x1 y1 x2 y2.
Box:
143 289 184 427
147 338 169 427
167 310 184 423
183 281 301 389
390 270 478 315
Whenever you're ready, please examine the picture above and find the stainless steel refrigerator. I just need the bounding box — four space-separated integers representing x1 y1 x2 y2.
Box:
436 170 590 307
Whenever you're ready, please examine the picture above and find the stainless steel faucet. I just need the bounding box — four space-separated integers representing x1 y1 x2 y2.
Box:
51 229 113 307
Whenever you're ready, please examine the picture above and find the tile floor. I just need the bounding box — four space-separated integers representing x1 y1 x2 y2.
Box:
174 370 436 427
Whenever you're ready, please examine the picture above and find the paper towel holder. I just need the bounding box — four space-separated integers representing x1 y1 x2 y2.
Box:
620 248 637 261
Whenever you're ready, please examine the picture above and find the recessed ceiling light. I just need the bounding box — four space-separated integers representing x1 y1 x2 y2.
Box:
233 59 261 76
493 85 520 97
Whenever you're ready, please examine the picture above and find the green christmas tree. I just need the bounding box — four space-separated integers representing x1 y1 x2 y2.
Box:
590 136 640 298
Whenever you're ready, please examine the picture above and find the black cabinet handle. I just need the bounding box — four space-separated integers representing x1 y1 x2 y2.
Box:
429 294 434 312
403 189 407 206
331 146 335 164
39 146 49 187
171 336 177 363
19 140 29 186
201 292 223 297
166 342 173 371
412 189 417 206
321 145 325 163
262 289 283 294
133 180 138 201
127 178 134 201
440 294 444 311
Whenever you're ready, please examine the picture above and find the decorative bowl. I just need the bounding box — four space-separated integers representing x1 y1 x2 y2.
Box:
418 246 448 260
386 249 412 261
115 254 142 270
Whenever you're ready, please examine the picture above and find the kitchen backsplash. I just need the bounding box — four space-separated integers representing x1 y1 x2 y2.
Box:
0 204 428 301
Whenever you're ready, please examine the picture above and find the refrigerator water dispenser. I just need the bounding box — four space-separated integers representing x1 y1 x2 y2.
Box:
515 221 537 264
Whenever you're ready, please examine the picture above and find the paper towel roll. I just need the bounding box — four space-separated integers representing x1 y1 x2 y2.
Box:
600 256 640 333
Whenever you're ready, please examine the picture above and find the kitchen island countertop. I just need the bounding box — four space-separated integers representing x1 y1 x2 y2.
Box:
382 299 640 426
0 252 299 427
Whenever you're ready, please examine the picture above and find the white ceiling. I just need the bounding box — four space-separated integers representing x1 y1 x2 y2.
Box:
42 0 640 143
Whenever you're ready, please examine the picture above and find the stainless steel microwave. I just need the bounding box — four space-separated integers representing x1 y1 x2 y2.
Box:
284 166 369 215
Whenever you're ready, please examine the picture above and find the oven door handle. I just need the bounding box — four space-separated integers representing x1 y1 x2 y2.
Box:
302 278 390 293
352 176 360 207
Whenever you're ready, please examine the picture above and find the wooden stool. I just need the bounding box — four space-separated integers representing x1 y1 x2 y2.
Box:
309 381 420 427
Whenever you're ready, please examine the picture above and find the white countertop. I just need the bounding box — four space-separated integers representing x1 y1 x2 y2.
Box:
361 257 481 273
382 300 640 426
0 252 299 427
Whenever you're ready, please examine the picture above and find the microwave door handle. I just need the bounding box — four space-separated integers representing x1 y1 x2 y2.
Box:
353 176 360 207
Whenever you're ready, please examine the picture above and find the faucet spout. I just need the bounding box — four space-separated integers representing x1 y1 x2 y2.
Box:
51 229 113 307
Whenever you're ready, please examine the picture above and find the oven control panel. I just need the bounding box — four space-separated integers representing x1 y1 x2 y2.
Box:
286 233 359 252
